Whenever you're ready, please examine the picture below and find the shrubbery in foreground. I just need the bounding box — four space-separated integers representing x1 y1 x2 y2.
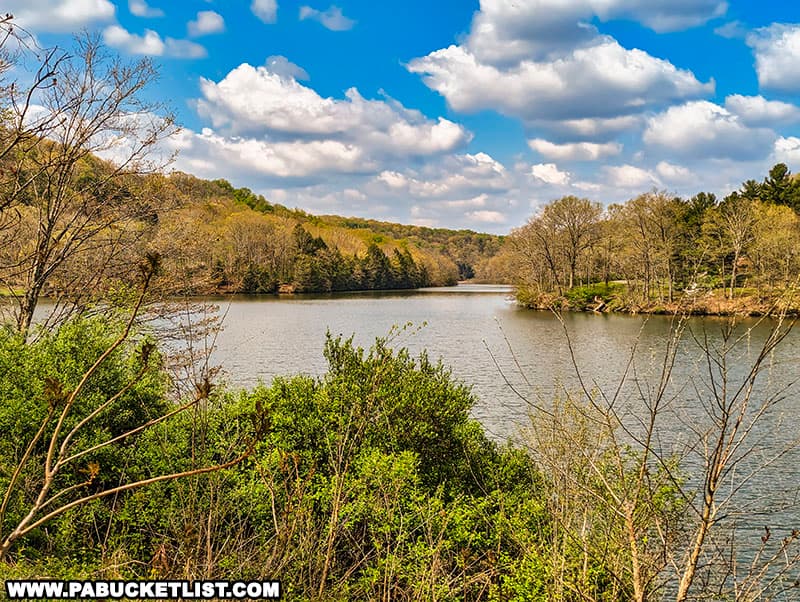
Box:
1 318 680 600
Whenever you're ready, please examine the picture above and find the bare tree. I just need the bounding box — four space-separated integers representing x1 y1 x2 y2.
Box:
0 31 177 335
703 194 758 300
499 298 800 600
510 196 602 295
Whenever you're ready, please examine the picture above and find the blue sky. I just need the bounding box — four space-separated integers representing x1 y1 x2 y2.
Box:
9 0 800 233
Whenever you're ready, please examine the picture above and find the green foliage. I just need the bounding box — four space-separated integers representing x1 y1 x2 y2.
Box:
564 282 625 307
240 263 278 293
0 317 167 558
1 322 690 600
508 163 800 313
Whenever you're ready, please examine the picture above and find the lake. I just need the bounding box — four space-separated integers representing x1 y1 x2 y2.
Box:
28 283 800 580
200 283 800 549
203 284 791 432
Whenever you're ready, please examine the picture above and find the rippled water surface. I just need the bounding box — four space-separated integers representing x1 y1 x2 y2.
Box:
32 284 800 572
206 286 800 547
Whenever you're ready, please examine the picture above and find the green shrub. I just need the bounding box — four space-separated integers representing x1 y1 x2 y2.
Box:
1 323 666 600
564 282 624 307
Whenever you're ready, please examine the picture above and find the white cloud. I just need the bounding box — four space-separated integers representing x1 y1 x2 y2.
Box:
172 128 371 179
299 5 355 31
5 0 115 32
377 171 408 189
103 25 164 55
774 136 800 166
265 56 309 81
603 164 659 189
529 138 622 160
747 24 800 92
165 39 207 59
644 100 776 160
406 0 718 161
167 63 481 202
406 200 510 229
463 0 727 66
573 181 603 192
656 161 694 183
195 63 470 156
714 20 746 39
467 210 507 224
188 11 225 37
129 0 162 18
103 25 206 59
441 195 489 210
621 0 727 33
408 39 713 125
531 163 571 186
724 94 800 127
251 0 277 23
541 115 642 142
372 153 510 199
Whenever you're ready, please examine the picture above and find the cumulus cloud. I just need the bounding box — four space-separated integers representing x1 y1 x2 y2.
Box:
128 0 162 18
724 94 800 127
371 157 516 230
529 138 622 160
410 203 508 228
774 136 800 165
714 20 746 39
103 25 164 55
440 195 490 210
747 24 800 92
466 210 507 224
194 63 470 156
463 0 727 66
164 61 479 198
536 115 643 142
406 0 718 158
188 11 225 37
251 0 278 23
656 161 694 183
531 163 571 186
372 153 510 199
644 100 776 160
408 39 712 125
603 164 659 189
265 56 309 81
171 128 371 179
299 5 355 31
624 0 727 32
5 0 115 32
103 25 206 58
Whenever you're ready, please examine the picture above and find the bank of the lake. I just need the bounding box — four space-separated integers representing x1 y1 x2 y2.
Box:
516 282 800 317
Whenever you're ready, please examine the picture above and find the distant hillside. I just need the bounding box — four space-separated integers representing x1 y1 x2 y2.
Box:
145 172 504 295
310 214 505 281
2 143 505 302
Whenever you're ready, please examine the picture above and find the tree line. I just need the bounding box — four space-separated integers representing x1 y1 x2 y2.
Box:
234 223 433 293
502 163 800 312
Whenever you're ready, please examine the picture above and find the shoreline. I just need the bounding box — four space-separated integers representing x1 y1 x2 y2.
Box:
516 290 799 318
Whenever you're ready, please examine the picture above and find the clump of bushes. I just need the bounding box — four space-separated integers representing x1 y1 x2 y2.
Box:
1 318 677 600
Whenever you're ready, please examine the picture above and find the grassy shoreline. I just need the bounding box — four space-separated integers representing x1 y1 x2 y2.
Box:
515 283 800 317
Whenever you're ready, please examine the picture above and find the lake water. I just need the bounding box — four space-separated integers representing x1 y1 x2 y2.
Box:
204 284 794 437
202 284 800 557
30 283 800 587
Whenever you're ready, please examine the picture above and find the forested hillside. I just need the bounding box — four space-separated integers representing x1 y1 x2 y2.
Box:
146 171 497 295
1 149 503 331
